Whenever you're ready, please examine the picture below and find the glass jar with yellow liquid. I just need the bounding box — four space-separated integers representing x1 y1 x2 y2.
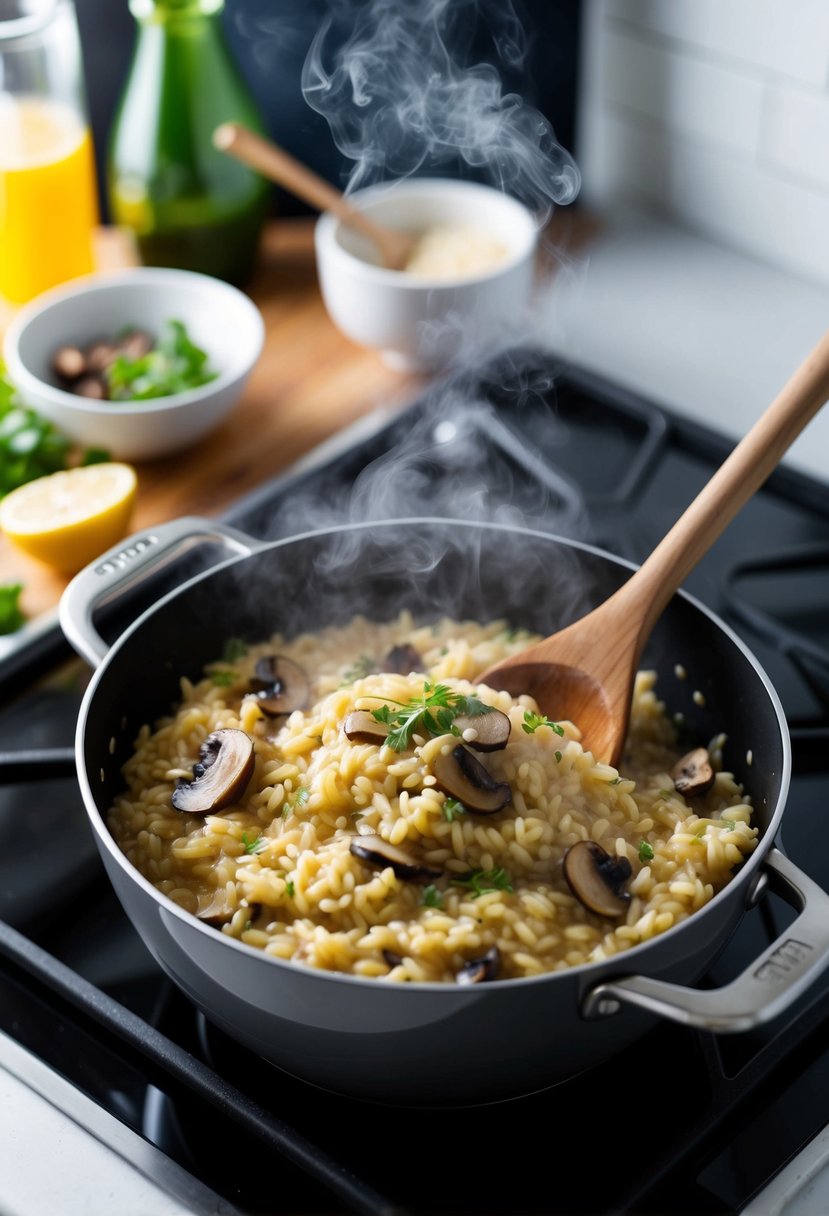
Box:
0 0 99 305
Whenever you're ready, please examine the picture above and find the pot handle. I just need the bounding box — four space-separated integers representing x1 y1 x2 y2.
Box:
59 515 264 668
582 847 829 1031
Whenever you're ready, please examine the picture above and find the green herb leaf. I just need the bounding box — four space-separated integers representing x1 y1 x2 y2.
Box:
721 819 736 832
638 840 654 862
451 867 513 898
0 583 25 634
0 368 71 496
210 669 238 687
80 447 111 466
222 637 247 662
284 878 295 897
442 797 466 822
554 750 562 763
340 654 377 685
521 710 565 736
422 884 442 908
608 776 622 785
241 832 265 855
105 319 217 401
369 682 494 752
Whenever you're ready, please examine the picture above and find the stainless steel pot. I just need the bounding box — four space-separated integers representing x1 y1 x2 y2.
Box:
60 517 829 1105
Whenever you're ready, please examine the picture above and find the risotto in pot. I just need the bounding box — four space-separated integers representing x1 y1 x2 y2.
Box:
109 613 758 983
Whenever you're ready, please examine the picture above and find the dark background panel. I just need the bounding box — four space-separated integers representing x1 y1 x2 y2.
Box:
75 0 583 220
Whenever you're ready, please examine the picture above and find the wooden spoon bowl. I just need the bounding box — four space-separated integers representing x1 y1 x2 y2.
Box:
479 330 829 767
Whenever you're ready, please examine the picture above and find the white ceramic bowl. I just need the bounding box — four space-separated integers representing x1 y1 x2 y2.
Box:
314 178 538 372
2 268 265 461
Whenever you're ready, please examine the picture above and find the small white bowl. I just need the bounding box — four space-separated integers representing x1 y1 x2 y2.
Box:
2 268 265 462
314 177 539 372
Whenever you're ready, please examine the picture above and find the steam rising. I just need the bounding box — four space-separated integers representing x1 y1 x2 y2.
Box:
301 0 580 221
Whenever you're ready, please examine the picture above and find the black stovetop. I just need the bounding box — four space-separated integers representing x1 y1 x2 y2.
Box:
2 348 829 1216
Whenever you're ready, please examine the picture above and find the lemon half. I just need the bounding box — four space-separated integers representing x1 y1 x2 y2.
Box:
0 462 137 574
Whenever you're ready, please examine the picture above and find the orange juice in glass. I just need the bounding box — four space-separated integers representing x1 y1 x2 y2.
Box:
0 0 99 305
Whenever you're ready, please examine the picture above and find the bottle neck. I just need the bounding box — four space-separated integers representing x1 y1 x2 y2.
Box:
129 0 224 21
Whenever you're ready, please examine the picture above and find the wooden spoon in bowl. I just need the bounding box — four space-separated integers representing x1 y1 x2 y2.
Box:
212 122 417 271
479 330 829 767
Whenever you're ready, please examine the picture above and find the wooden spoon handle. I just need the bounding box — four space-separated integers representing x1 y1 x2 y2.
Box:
621 329 829 634
212 122 405 262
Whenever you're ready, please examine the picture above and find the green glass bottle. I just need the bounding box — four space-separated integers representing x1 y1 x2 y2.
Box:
108 0 270 284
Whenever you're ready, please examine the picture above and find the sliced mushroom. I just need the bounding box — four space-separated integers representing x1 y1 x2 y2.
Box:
456 945 500 985
432 745 511 814
85 340 119 372
196 889 236 924
343 710 390 744
382 643 422 675
171 728 255 814
53 344 87 382
563 840 632 918
74 374 107 400
250 655 310 717
349 833 442 881
452 708 510 752
117 328 154 360
671 747 715 797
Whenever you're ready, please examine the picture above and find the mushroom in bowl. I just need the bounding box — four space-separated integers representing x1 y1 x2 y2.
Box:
58 516 829 1106
2 268 265 461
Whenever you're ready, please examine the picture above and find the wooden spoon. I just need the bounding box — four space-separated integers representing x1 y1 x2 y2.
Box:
212 122 417 271
478 330 829 767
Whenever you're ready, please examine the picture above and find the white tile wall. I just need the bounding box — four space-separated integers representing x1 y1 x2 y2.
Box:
577 0 829 288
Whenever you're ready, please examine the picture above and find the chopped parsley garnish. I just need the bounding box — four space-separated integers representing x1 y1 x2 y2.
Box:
340 654 376 686
659 788 674 799
554 750 562 763
607 776 622 785
241 832 265 855
106 319 217 400
284 878 295 897
283 785 310 817
521 711 564 736
222 637 248 662
422 884 443 908
721 819 736 831
370 682 493 752
0 366 107 495
210 669 238 687
0 583 25 635
451 867 513 898
442 797 466 822
638 840 654 862
283 787 309 815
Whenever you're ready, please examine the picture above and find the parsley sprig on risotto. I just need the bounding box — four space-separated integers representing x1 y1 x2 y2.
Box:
370 681 493 752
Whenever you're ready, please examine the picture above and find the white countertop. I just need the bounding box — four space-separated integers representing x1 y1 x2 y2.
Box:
538 209 829 485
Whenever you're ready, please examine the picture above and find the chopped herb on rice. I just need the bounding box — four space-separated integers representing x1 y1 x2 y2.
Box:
110 613 757 984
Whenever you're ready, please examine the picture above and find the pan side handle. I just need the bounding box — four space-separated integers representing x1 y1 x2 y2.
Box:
59 516 263 668
582 848 829 1031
